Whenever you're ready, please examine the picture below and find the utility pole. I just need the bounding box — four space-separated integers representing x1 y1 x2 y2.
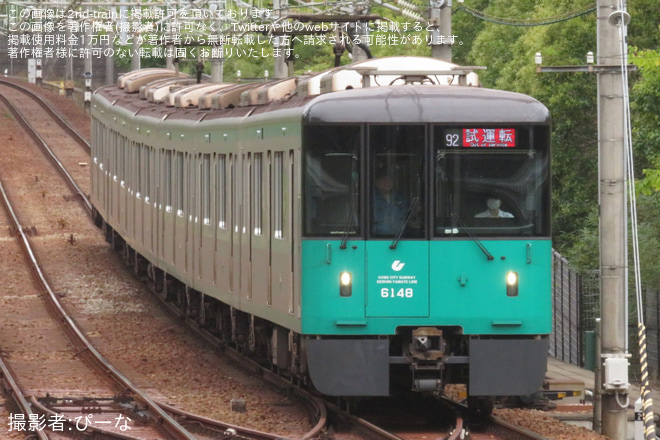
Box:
429 0 452 62
597 0 630 438
537 2 632 439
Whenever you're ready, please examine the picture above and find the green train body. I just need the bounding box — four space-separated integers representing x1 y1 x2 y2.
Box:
90 57 551 404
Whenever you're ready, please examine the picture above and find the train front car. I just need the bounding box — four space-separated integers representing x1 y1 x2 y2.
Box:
301 85 551 407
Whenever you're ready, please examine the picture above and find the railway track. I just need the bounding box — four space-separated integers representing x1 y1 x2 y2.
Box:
0 82 323 439
0 146 183 438
329 395 557 440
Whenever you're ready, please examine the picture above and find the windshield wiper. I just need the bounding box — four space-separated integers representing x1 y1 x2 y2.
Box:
450 212 495 261
340 194 357 249
390 197 419 250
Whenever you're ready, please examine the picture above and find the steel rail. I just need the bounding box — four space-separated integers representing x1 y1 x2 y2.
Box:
0 93 94 216
0 107 197 440
30 396 143 440
486 415 556 440
0 330 49 439
0 79 90 152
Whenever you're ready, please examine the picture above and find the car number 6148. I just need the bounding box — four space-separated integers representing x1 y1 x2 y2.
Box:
381 288 414 298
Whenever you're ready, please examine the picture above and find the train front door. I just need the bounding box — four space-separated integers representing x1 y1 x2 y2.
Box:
366 124 429 318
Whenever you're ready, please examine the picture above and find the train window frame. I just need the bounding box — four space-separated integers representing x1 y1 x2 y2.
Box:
253 153 263 236
145 146 154 205
164 149 173 213
432 125 551 238
367 124 427 240
302 124 362 238
202 153 211 226
135 142 143 200
216 154 227 229
120 136 127 189
242 152 251 236
273 151 284 240
176 151 184 217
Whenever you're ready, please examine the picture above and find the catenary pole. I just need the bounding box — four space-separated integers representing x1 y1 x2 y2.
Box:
429 0 451 61
597 0 629 438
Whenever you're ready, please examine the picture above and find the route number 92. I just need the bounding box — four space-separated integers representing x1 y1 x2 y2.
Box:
381 288 414 298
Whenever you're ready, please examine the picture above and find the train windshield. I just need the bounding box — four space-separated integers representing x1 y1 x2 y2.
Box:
303 124 550 239
303 125 361 237
433 126 550 237
369 125 426 239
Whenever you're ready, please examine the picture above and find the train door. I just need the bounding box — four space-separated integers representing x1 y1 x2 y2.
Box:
365 125 430 318
162 149 176 266
135 144 149 249
198 153 212 283
230 153 241 296
240 153 252 300
214 154 231 292
114 135 124 229
270 150 295 316
186 153 196 278
97 125 108 220
110 133 118 225
144 146 154 256
251 152 269 305
155 148 163 264
119 138 128 235
130 142 139 245
174 151 186 270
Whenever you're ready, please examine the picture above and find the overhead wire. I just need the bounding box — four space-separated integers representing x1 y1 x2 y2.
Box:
455 4 596 27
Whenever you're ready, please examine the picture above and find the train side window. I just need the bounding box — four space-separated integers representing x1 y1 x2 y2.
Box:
242 153 251 235
187 154 194 221
202 154 211 225
135 143 142 199
164 150 173 212
120 136 127 187
273 151 284 239
253 153 263 235
145 146 153 204
216 154 227 228
176 151 184 216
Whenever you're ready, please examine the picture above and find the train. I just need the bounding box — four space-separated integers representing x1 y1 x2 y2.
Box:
90 56 552 413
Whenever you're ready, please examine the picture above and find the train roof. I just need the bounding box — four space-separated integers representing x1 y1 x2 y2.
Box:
302 85 550 124
97 57 549 125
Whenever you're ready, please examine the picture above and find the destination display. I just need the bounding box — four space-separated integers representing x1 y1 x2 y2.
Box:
444 128 516 148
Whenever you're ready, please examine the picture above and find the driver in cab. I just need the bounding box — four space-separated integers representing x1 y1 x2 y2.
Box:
475 197 514 218
372 170 408 235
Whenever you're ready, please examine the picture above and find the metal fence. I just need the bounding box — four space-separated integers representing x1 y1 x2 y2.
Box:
549 250 583 365
644 289 660 380
550 250 601 369
550 249 660 380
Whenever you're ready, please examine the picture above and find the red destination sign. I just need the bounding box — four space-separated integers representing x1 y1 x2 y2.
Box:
462 128 516 148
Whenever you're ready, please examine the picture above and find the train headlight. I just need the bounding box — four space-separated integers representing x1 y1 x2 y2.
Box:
340 271 352 297
506 271 519 297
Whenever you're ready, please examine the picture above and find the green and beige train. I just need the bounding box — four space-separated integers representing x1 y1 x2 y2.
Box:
90 56 552 411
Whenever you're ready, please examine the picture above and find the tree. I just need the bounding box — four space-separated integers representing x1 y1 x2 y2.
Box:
454 0 598 252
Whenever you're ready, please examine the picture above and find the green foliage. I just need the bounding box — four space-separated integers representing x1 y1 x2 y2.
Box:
452 0 660 287
460 1 599 253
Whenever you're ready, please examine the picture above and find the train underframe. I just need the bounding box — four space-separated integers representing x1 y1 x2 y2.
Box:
100 220 548 413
